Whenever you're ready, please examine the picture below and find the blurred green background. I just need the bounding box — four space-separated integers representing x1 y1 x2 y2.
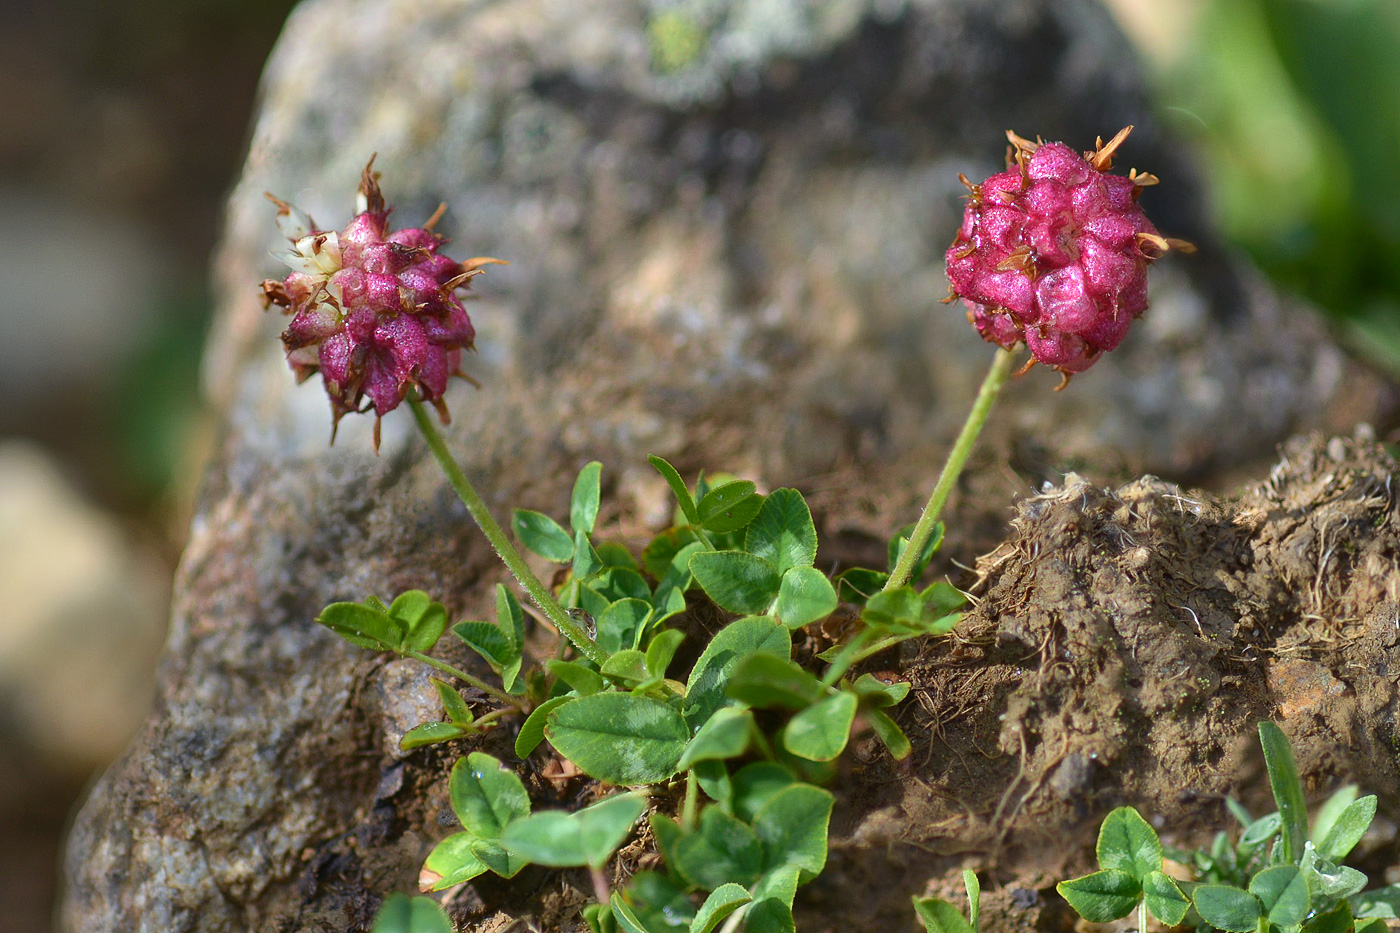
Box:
0 0 1396 930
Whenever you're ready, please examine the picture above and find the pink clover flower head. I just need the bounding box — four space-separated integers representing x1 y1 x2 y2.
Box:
260 157 504 446
945 127 1192 384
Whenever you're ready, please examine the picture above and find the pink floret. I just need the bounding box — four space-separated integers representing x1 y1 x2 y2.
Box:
260 159 499 439
944 128 1179 376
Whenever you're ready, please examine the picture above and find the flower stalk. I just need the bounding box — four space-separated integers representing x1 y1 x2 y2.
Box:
408 397 608 666
884 345 1017 591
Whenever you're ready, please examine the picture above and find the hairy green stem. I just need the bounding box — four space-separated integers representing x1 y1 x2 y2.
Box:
408 398 608 667
403 650 526 709
884 346 1017 591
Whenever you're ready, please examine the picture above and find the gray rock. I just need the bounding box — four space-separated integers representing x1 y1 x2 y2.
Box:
63 0 1389 931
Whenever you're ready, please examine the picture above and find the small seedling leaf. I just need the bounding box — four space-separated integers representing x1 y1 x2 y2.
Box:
1096 806 1163 880
964 870 980 930
920 580 968 616
861 585 924 631
502 792 646 869
912 897 974 933
1056 869 1141 922
690 884 751 933
853 673 910 707
697 480 760 527
317 601 400 651
751 782 834 879
400 721 469 750
648 456 700 525
515 696 572 757
1193 884 1263 932
547 660 605 696
573 528 604 579
745 489 818 574
609 896 652 933
864 707 912 760
677 707 754 770
726 654 825 711
601 650 650 686
834 568 889 605
689 550 781 615
546 693 689 784
373 893 455 933
450 752 530 840
745 896 797 933
888 521 942 580
389 591 449 653
597 599 654 655
781 690 857 762
645 628 685 680
432 679 474 726
1317 794 1377 862
628 871 694 933
1259 722 1308 863
1352 885 1400 919
419 834 488 891
773 566 837 630
1304 901 1355 933
571 461 603 535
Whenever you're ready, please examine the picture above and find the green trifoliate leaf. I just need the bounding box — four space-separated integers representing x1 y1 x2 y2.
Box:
888 521 943 580
432 679 473 726
912 896 974 933
1056 869 1141 922
690 884 751 933
745 489 818 574
512 508 575 562
773 566 837 630
597 599 653 655
452 622 519 691
864 707 911 760
591 567 654 603
501 792 647 868
678 707 754 770
372 893 454 933
317 600 401 651
388 591 449 653
781 690 857 762
1357 919 1391 933
726 654 824 710
752 863 802 907
746 866 802 933
515 695 571 757
645 627 685 680
1317 794 1377 861
596 541 640 571
1142 870 1190 926
1239 811 1282 859
449 752 530 840
1096 806 1163 880
419 832 488 890
684 616 791 729
469 837 526 879
834 568 889 605
689 550 781 615
1193 884 1263 932
642 527 703 579
853 673 910 707
673 806 764 890
649 813 684 868
1259 721 1308 863
400 721 471 750
697 481 763 533
648 455 699 525
731 762 797 823
751 782 834 879
1249 865 1311 927
571 461 603 535
545 693 689 784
